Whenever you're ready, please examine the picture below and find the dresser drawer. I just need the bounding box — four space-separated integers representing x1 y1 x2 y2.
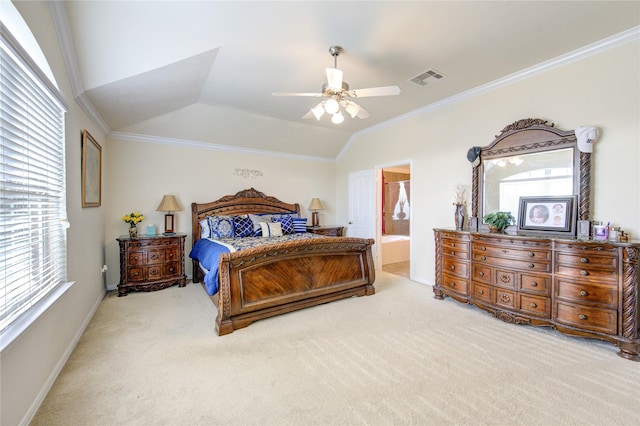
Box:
494 288 516 310
127 251 145 266
442 238 469 260
473 253 550 273
127 267 144 281
554 278 617 308
164 248 179 262
164 262 180 277
473 243 551 262
472 264 492 284
441 273 469 296
146 249 162 264
472 282 492 303
442 257 469 278
554 301 617 334
555 264 618 282
519 273 550 295
494 269 516 289
518 293 551 318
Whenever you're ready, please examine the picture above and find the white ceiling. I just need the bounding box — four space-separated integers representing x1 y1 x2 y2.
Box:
57 1 639 159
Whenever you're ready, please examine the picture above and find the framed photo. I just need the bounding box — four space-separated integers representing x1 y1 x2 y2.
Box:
81 129 102 207
517 196 577 236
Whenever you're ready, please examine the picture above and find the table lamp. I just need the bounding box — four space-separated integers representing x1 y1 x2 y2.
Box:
156 195 182 235
308 198 324 227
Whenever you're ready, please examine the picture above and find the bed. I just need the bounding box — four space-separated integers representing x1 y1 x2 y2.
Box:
190 188 375 335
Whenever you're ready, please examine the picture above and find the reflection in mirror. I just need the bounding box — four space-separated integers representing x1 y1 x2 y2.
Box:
482 148 573 224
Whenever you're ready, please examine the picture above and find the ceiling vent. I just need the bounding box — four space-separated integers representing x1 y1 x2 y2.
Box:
409 69 445 86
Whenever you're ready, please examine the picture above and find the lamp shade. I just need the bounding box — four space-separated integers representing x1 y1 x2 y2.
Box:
308 198 324 211
156 195 182 212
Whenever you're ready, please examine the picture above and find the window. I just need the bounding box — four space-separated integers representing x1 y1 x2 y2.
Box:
0 23 68 335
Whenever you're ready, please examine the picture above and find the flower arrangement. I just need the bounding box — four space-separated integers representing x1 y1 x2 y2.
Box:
121 212 144 228
453 184 466 205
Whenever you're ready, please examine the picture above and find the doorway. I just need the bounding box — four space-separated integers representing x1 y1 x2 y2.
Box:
378 163 411 279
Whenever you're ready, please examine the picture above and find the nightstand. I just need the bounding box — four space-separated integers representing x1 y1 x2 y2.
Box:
116 233 187 296
306 225 344 237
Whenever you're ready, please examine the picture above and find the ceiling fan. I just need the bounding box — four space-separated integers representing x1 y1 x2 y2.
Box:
272 45 401 124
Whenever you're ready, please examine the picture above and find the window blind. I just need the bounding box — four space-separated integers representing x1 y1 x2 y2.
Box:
0 25 68 333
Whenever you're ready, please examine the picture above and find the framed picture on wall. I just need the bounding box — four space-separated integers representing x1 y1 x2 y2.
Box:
517 196 577 236
81 129 102 207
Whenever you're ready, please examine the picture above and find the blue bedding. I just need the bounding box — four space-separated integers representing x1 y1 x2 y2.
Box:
189 238 234 295
189 233 326 296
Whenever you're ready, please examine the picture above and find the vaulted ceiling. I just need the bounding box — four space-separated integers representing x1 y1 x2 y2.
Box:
55 1 639 159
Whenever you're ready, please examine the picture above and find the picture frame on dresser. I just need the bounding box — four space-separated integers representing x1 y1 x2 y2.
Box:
517 195 577 236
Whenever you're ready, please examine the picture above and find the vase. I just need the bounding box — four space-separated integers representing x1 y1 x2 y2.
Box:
129 226 138 238
454 204 465 230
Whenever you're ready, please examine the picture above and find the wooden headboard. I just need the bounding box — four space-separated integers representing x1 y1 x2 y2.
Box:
191 188 301 246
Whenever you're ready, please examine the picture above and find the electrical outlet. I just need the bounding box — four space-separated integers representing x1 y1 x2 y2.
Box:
101 265 108 273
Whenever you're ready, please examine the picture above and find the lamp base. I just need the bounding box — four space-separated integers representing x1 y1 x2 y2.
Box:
311 211 320 227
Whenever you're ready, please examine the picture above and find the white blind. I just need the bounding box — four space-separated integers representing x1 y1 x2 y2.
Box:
0 25 67 333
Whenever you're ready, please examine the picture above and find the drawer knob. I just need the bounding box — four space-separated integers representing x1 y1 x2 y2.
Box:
529 252 535 257
578 314 587 320
169 267 174 272
580 257 588 263
451 243 455 247
580 290 588 297
450 265 455 270
530 303 537 308
169 253 174 258
481 247 486 251
580 270 589 276
500 274 511 283
134 272 139 276
481 256 486 261
479 271 485 277
479 289 484 295
529 263 535 268
449 282 456 287
451 251 455 255
150 268 158 275
530 281 538 287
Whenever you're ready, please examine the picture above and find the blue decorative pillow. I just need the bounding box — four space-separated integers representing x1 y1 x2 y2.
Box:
208 215 235 239
292 217 308 233
233 215 253 238
273 215 295 234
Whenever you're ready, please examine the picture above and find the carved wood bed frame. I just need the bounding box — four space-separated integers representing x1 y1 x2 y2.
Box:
191 188 375 335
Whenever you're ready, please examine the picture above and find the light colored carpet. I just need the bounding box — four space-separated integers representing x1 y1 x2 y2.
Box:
31 272 640 425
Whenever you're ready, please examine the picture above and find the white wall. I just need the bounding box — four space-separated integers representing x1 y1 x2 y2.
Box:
103 136 336 287
336 39 640 286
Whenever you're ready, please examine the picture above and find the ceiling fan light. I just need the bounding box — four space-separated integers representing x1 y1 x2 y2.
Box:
311 104 325 120
345 102 360 118
331 111 344 124
324 98 340 114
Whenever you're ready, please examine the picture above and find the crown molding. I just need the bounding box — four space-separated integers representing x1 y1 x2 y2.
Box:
337 26 640 161
109 132 335 163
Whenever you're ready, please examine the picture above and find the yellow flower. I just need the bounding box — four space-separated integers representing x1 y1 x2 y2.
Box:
122 212 144 227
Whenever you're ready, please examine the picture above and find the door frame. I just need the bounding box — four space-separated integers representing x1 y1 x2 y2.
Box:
375 159 413 277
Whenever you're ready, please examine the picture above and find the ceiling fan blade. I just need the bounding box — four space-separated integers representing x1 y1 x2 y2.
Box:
325 68 343 90
272 92 324 97
342 100 370 119
351 85 401 98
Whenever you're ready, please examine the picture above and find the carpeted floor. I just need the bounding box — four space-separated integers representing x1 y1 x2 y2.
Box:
31 272 640 425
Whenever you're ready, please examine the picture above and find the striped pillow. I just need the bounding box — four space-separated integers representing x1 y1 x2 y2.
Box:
260 222 283 238
292 217 308 233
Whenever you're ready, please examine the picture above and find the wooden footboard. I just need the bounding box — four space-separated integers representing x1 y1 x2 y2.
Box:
214 236 375 335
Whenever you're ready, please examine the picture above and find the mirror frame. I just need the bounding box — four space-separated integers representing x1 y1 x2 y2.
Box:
471 118 591 232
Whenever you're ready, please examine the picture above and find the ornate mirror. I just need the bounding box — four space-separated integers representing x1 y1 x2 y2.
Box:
471 119 591 231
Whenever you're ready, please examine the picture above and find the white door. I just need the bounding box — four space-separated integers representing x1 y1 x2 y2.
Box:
348 170 377 260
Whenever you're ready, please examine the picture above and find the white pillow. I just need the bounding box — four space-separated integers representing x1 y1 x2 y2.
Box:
260 222 283 238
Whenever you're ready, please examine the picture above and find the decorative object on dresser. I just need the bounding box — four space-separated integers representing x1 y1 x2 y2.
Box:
308 197 324 227
517 195 577 236
434 229 640 361
453 184 466 230
482 211 515 233
156 195 182 235
190 188 375 336
121 211 144 239
306 225 344 237
117 233 186 296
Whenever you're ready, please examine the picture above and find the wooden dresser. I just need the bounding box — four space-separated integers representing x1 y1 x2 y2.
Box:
117 233 187 296
434 228 640 360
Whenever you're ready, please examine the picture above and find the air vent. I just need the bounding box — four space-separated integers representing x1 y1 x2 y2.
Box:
409 68 445 86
